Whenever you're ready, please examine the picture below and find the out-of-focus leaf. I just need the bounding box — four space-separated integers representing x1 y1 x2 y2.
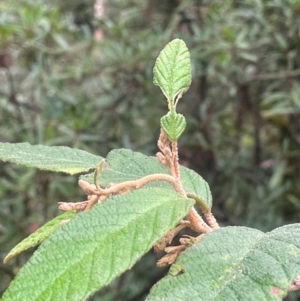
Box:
52 33 69 50
238 52 258 62
269 162 286 189
262 107 298 117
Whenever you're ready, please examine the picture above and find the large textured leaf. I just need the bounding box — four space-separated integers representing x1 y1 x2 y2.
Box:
146 225 300 301
0 142 102 174
180 164 212 209
3 211 76 263
1 187 194 301
153 39 191 105
81 149 212 208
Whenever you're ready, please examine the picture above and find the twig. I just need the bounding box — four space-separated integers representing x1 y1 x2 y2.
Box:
204 212 220 229
248 68 300 82
58 200 89 212
288 275 300 292
78 173 184 197
154 221 190 253
156 130 212 234
187 208 212 233
84 195 100 211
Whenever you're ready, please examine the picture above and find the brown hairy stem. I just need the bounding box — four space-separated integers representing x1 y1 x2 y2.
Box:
171 141 181 181
204 212 220 229
156 129 213 234
84 195 100 211
157 129 175 175
73 128 217 236
188 207 212 233
154 221 190 253
156 244 186 267
58 200 89 212
179 233 205 245
78 173 184 197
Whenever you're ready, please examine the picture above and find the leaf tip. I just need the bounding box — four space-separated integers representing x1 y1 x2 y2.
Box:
3 254 12 264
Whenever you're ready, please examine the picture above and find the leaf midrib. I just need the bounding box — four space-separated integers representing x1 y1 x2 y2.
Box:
31 194 187 300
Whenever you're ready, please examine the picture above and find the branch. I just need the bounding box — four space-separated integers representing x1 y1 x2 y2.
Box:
156 129 212 234
187 207 212 233
78 173 184 197
248 68 300 82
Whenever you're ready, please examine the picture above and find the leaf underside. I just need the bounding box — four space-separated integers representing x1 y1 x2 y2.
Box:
1 187 194 301
81 148 212 209
146 225 300 301
0 142 103 175
3 211 76 263
153 39 191 102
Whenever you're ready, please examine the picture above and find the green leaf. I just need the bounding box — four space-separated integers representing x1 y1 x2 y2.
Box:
238 52 258 62
153 39 191 106
180 166 212 210
98 149 171 185
3 211 76 263
160 112 186 142
146 225 300 301
0 142 103 175
1 187 194 301
81 149 212 209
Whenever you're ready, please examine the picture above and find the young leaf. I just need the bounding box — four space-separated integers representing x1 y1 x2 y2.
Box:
1 187 194 301
153 39 191 107
3 211 76 263
146 225 300 301
160 111 186 142
0 142 103 174
81 149 212 209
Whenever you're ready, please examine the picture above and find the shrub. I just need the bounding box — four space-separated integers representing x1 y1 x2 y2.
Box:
1 39 299 301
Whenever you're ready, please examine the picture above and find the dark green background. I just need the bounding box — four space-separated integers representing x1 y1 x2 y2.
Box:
0 0 299 300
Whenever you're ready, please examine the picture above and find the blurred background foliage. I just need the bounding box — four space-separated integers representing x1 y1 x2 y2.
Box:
0 0 300 300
